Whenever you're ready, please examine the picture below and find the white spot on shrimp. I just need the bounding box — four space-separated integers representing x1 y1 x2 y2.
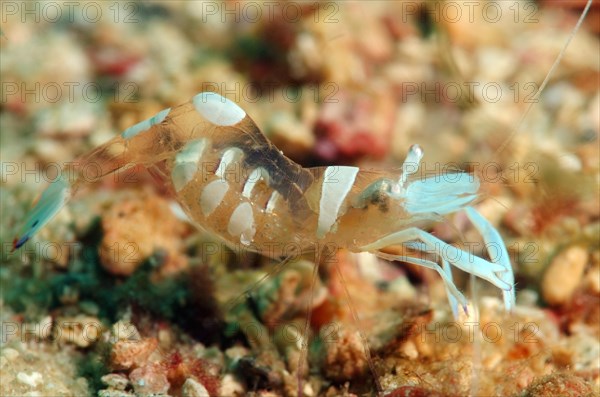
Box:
193 92 246 126
215 147 243 179
242 167 270 198
265 190 280 214
171 138 208 191
317 166 359 239
122 108 170 139
228 202 256 245
200 179 229 216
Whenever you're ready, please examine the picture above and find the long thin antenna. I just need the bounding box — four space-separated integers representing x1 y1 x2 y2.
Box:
333 258 383 395
494 0 594 157
473 2 593 393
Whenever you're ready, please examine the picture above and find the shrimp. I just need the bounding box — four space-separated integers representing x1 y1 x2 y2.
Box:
9 1 595 396
13 91 514 318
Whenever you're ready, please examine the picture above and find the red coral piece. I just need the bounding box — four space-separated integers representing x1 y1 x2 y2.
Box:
162 351 220 397
314 89 394 162
89 50 141 77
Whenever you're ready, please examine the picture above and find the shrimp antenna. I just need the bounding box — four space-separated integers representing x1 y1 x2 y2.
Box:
495 0 594 157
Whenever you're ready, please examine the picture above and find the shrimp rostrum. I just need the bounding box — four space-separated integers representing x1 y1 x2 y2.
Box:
14 91 515 318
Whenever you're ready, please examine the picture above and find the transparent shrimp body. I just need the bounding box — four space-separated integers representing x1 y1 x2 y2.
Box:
14 92 515 318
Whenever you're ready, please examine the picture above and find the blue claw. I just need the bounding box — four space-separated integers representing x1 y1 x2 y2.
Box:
465 207 516 312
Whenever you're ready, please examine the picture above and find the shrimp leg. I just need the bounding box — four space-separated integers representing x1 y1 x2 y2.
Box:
375 251 468 318
360 225 513 310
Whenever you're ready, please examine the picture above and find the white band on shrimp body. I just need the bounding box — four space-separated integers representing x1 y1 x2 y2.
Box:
171 138 208 191
317 166 359 239
200 179 230 216
265 191 280 214
193 92 246 126
215 147 243 179
243 167 270 198
228 202 256 245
